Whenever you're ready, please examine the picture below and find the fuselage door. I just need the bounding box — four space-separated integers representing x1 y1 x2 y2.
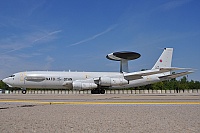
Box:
20 72 26 84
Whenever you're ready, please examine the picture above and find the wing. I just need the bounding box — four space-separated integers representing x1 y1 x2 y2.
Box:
159 71 193 80
124 67 193 80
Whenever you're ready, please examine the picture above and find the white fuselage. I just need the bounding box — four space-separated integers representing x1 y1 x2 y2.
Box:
3 71 163 90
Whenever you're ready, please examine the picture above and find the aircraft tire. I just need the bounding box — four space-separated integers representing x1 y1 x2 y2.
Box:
22 90 27 94
100 89 105 94
91 89 100 94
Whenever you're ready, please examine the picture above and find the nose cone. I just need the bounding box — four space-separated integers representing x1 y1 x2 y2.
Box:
2 78 13 87
2 78 8 84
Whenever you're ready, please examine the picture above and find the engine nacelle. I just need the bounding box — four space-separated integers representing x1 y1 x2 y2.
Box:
72 81 98 90
145 75 160 83
100 77 128 86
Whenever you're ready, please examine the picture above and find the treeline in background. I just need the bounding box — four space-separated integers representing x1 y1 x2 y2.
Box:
135 76 200 90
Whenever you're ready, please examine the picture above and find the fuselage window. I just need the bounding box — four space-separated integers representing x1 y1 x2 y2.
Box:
9 75 15 77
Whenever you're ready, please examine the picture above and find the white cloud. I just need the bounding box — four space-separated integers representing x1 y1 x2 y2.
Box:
67 24 118 47
44 56 55 70
27 0 46 17
0 30 62 55
0 55 25 79
0 29 62 79
161 0 192 10
33 30 62 43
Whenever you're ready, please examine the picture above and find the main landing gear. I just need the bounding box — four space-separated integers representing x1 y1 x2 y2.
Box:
91 88 105 94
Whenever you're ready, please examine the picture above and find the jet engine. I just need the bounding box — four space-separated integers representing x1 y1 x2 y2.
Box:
72 81 98 90
99 77 128 86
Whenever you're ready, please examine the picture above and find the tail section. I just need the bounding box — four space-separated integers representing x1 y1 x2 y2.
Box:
152 48 173 69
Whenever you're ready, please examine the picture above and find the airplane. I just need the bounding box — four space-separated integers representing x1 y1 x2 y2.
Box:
2 48 193 94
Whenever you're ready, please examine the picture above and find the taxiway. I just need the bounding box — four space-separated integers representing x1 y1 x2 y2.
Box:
0 94 199 133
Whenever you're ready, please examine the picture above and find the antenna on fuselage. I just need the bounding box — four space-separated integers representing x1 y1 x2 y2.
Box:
106 51 141 73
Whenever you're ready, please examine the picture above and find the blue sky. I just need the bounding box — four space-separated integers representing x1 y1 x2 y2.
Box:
0 0 200 81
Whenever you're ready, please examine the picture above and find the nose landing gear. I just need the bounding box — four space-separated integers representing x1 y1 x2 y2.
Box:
21 89 27 94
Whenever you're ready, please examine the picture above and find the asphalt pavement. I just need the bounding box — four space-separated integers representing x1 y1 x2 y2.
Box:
0 94 199 133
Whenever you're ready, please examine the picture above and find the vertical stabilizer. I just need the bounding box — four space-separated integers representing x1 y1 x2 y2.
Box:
152 48 173 69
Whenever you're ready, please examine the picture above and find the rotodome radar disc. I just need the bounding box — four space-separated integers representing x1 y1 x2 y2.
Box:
106 51 141 61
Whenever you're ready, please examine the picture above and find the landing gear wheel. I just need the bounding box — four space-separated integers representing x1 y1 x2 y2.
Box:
22 90 27 94
91 89 105 94
100 89 105 94
91 89 99 94
91 89 98 94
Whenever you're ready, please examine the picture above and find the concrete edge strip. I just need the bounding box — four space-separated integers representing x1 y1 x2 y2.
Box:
0 100 200 105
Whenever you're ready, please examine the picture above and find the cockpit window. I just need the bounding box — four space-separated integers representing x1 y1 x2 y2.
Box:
9 75 15 77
